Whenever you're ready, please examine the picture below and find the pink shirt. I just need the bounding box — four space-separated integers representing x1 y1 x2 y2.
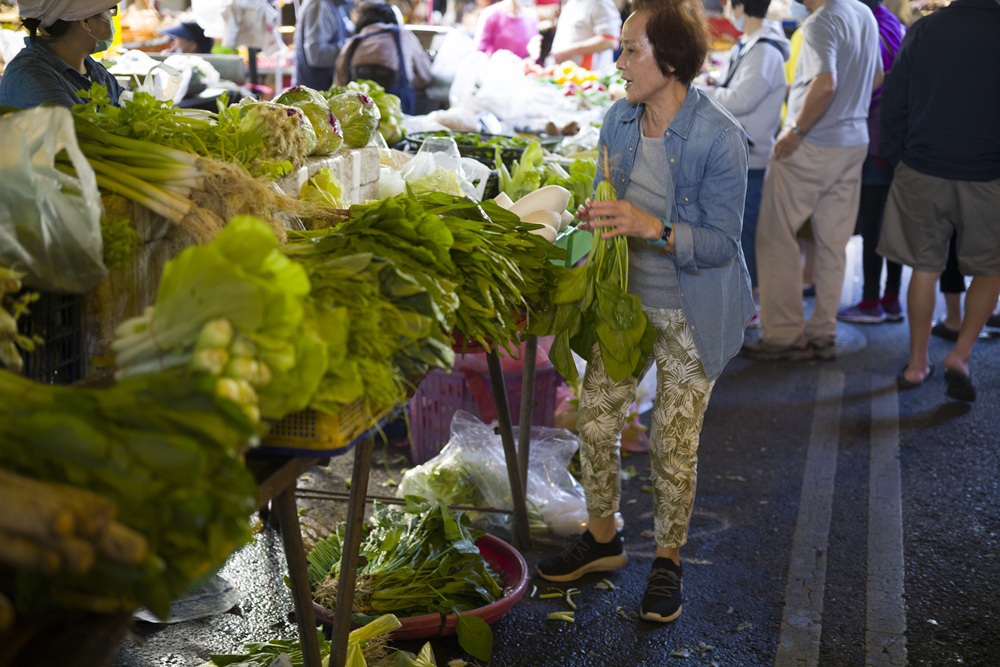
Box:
474 4 539 58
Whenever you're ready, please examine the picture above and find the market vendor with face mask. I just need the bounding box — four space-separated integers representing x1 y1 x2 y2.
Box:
0 0 125 109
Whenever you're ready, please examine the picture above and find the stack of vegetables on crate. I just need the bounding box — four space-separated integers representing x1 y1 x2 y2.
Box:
0 367 260 622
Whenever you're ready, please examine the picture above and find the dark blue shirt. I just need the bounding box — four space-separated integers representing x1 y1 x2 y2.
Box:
878 0 1000 181
0 37 124 109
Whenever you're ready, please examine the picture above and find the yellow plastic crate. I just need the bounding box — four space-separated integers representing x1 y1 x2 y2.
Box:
261 399 401 455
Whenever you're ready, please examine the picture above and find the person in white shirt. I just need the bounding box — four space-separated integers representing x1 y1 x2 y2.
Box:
548 0 621 72
701 0 790 308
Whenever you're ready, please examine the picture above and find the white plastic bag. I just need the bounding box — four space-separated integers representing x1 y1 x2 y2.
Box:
397 410 588 537
841 235 864 307
0 107 106 293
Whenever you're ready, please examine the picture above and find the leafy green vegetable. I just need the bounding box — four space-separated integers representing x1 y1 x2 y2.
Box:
329 80 405 145
73 83 291 179
0 369 259 618
307 498 503 661
299 168 348 209
112 216 327 421
293 100 344 156
208 629 332 666
528 178 654 382
327 91 381 148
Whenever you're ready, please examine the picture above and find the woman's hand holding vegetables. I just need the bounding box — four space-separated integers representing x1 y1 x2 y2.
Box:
577 198 673 250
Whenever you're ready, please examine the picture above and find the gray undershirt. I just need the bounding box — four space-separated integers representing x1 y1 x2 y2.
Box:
624 118 682 309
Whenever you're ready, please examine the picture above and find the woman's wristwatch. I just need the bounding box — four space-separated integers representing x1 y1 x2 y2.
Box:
647 220 673 248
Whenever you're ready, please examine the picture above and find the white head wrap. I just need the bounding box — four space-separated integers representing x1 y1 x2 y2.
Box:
17 0 119 28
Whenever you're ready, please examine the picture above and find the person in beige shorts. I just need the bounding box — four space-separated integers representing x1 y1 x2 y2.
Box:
874 0 1000 403
877 163 1000 402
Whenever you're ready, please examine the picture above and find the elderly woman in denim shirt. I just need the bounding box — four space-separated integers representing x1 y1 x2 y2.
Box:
0 0 124 109
536 0 754 624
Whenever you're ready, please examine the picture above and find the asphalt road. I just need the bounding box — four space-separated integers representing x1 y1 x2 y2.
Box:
112 286 1000 667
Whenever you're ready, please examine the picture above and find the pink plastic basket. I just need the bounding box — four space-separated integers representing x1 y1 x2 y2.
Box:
408 362 563 464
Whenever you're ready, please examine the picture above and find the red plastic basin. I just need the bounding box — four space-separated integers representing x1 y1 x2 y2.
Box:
312 533 529 640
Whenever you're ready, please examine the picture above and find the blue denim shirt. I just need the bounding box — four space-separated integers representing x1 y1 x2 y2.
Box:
596 87 755 381
0 38 124 109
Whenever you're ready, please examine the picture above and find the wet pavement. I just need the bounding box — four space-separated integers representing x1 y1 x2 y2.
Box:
112 279 1000 667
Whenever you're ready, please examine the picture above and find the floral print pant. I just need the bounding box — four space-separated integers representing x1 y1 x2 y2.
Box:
577 307 715 549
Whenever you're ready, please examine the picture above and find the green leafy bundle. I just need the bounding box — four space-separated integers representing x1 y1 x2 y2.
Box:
307 497 501 662
496 140 546 202
540 157 597 214
413 192 567 353
280 246 455 413
295 194 461 334
209 630 332 666
529 180 655 382
0 369 259 618
112 216 328 422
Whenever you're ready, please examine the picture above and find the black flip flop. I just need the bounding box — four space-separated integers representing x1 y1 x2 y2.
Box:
944 368 976 402
897 363 934 390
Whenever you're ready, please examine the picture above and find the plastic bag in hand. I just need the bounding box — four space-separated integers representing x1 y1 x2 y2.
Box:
0 106 106 292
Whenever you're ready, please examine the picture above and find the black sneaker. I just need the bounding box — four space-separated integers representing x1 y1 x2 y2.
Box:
640 558 683 623
535 530 627 582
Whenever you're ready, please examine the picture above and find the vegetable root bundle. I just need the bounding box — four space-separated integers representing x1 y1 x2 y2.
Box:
0 265 43 374
0 367 259 618
0 468 147 577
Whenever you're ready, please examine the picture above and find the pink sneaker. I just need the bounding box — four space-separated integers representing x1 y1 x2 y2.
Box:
837 301 886 324
880 297 904 322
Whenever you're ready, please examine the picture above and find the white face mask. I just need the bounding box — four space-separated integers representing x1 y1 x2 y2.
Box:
790 0 810 21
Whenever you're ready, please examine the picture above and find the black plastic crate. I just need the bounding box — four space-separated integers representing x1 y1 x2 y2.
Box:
403 131 529 170
19 291 87 385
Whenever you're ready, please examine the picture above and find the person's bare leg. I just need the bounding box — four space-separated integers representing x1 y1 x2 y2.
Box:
588 514 617 542
902 269 940 384
942 292 963 331
655 546 680 566
943 276 1000 376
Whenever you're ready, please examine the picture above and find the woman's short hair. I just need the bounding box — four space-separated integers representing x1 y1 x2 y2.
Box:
356 0 399 31
630 0 708 86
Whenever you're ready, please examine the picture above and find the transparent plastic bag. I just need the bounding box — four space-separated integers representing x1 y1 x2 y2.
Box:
399 135 489 201
0 106 106 293
397 410 588 537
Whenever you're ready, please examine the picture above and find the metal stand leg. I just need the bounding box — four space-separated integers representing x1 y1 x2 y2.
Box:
328 437 374 667
517 335 538 493
486 350 531 550
273 487 323 667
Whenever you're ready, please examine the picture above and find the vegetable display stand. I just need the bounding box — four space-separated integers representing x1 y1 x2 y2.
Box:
246 401 407 667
